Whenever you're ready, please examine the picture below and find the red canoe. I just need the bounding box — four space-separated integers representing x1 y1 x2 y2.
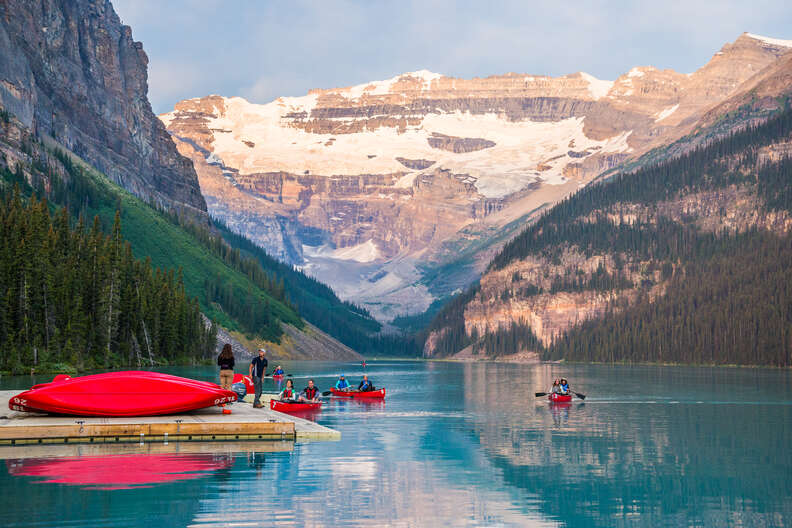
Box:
269 399 321 413
232 373 255 394
330 388 386 399
9 371 237 417
548 393 572 403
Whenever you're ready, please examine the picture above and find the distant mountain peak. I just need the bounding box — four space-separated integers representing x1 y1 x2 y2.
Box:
742 32 792 49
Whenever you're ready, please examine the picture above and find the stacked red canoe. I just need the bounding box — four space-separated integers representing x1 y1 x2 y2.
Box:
8 371 237 417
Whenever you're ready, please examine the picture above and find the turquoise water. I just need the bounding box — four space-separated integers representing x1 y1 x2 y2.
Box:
1 361 791 527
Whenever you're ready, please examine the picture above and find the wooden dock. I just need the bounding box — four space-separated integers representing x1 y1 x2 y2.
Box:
0 391 339 445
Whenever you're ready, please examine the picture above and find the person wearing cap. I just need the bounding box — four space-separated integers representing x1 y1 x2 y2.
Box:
249 348 268 408
334 375 350 391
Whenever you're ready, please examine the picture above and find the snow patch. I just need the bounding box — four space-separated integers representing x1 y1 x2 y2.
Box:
394 172 418 188
654 104 679 122
579 72 613 100
338 70 444 99
627 67 646 78
745 33 792 48
303 239 381 263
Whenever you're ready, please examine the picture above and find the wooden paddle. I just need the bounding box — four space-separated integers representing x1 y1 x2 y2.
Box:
535 390 586 400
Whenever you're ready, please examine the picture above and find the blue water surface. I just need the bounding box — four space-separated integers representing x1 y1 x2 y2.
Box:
0 361 790 527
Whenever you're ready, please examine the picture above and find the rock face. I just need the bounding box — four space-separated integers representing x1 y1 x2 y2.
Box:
0 0 206 213
162 33 791 319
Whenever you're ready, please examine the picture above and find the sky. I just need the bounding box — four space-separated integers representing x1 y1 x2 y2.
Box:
112 0 792 114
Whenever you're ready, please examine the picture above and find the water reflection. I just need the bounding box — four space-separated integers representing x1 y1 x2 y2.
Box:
7 454 233 490
0 362 791 527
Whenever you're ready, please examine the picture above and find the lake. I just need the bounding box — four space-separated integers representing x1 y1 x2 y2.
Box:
0 361 790 527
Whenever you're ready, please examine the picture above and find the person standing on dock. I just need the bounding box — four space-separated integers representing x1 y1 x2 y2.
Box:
217 344 235 391
249 348 268 408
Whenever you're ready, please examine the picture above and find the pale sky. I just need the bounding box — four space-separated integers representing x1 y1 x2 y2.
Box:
112 0 792 114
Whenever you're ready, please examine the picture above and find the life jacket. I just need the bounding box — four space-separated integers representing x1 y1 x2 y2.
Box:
336 379 349 389
304 386 318 399
281 388 294 399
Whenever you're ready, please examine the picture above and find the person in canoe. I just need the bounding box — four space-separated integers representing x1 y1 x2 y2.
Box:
551 379 562 394
358 374 375 392
272 366 285 377
249 348 268 408
299 379 319 403
217 343 235 391
559 378 570 395
334 375 351 392
279 379 298 402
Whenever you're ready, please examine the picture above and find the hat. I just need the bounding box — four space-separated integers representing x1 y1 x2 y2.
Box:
258 348 266 353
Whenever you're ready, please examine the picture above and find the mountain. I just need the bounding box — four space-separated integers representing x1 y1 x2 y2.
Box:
0 0 374 364
0 0 206 213
422 99 792 366
162 33 792 321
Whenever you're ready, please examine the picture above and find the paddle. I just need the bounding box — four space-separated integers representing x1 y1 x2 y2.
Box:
535 390 586 399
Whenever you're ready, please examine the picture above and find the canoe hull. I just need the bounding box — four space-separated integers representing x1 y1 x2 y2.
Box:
269 400 321 413
9 371 237 417
548 393 572 403
232 373 255 394
330 388 386 399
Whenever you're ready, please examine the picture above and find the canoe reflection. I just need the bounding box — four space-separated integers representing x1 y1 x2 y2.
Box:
6 453 234 490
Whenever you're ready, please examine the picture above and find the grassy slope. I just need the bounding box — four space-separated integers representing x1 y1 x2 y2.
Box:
39 140 302 336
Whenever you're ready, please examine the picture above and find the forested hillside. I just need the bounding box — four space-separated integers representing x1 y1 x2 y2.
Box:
0 189 215 374
425 105 792 366
0 110 388 367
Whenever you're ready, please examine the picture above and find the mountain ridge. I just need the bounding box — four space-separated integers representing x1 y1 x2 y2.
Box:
161 32 792 321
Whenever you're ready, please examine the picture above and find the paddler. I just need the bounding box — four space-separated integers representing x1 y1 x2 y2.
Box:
299 379 319 402
358 374 374 392
272 366 285 377
334 375 351 391
279 379 298 402
551 379 562 394
560 378 570 395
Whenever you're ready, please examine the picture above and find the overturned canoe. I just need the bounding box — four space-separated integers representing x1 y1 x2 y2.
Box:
9 371 237 417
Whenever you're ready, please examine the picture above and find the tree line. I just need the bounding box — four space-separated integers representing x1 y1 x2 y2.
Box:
0 187 215 374
425 104 792 364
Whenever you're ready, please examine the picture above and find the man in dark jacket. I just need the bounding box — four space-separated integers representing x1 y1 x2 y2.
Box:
249 348 268 408
358 375 374 392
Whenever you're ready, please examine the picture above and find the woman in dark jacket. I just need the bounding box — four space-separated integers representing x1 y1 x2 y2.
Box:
217 343 235 390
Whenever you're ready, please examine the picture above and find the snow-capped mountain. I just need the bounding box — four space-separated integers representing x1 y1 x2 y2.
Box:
161 33 792 321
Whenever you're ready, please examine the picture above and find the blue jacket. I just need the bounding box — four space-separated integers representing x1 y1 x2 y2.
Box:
335 378 350 389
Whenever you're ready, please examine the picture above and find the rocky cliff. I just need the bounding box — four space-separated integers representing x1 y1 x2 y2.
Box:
162 33 792 320
0 0 206 213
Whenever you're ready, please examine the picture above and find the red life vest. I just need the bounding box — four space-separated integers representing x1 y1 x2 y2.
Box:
304 386 318 399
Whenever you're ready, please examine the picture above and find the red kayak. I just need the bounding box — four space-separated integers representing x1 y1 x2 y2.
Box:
548 393 572 403
9 371 237 417
330 388 386 399
269 399 321 413
232 373 255 394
